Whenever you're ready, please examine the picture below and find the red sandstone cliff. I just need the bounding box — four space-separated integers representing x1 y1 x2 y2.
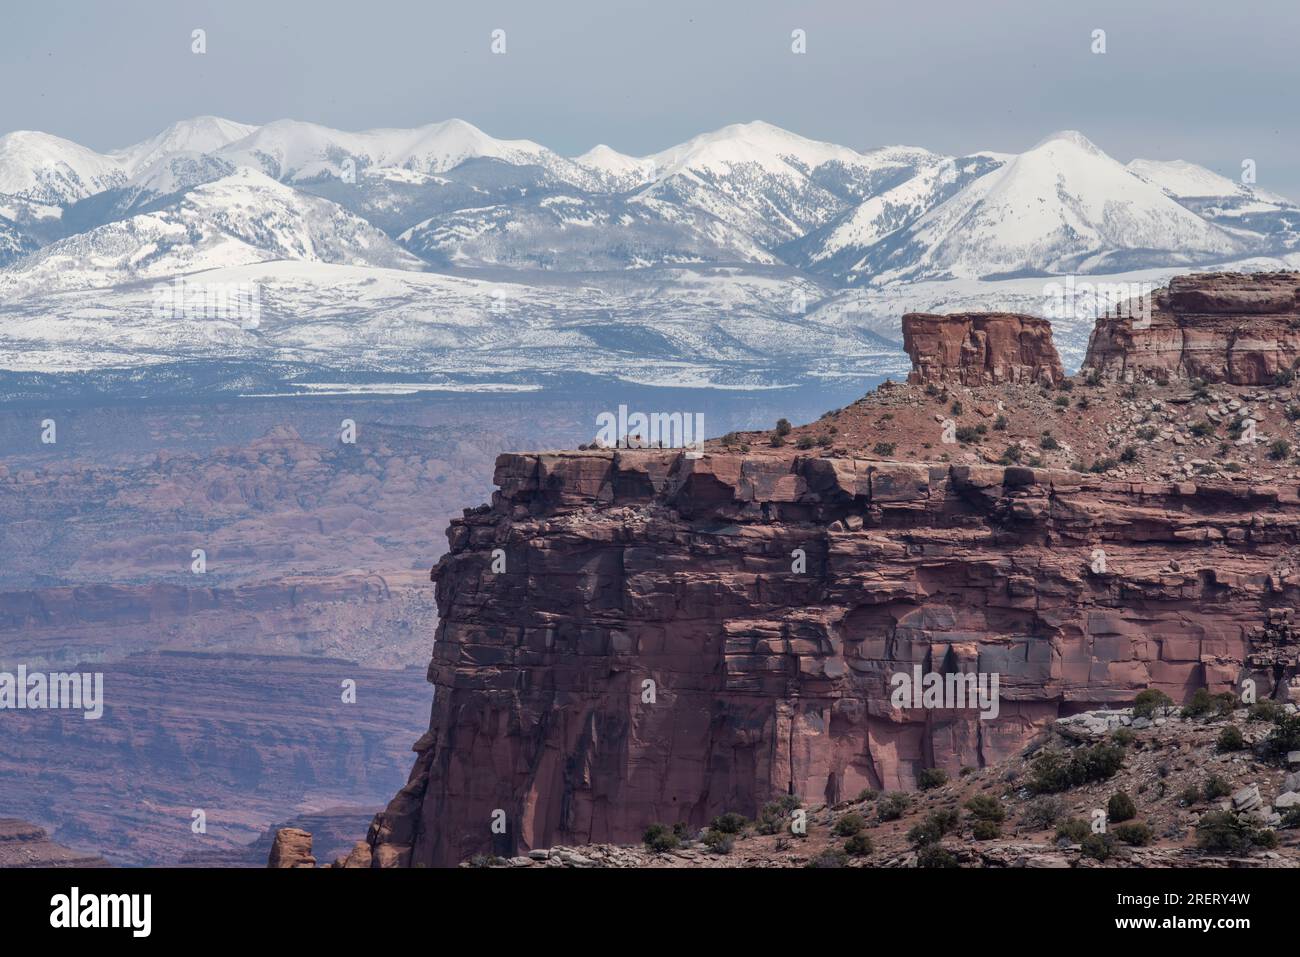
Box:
904 312 1063 387
369 272 1300 867
1083 271 1300 384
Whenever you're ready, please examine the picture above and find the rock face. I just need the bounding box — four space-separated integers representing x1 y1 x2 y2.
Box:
904 312 1063 387
268 828 315 868
0 818 108 868
370 447 1300 867
1083 271 1300 384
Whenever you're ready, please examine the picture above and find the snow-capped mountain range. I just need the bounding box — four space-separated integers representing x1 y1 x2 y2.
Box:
2 115 1298 396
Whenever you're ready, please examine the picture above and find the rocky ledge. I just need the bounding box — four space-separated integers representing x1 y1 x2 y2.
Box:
366 271 1300 868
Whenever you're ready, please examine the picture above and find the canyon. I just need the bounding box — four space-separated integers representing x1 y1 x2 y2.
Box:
367 272 1300 867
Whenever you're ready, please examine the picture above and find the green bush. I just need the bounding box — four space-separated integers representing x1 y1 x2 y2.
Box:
805 847 848 868
1248 700 1285 722
872 442 896 456
877 792 910 821
832 812 866 837
907 810 959 847
1262 713 1300 764
1182 687 1236 719
915 844 958 869
1081 832 1116 861
1056 818 1091 843
643 823 680 853
1112 727 1136 746
702 828 734 854
964 795 1006 823
1195 811 1276 855
855 788 879 803
1133 689 1174 718
844 833 874 857
755 795 801 835
1115 822 1153 846
1180 785 1201 806
1039 433 1060 450
710 812 748 835
1216 725 1245 752
1203 774 1232 801
775 418 792 436
1029 743 1125 794
1021 796 1066 829
796 435 815 450
1107 792 1137 823
971 819 1001 841
917 768 948 790
993 414 1008 430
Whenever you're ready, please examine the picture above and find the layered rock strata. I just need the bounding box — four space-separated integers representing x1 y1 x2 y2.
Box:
904 312 1063 387
1084 271 1300 384
370 448 1300 866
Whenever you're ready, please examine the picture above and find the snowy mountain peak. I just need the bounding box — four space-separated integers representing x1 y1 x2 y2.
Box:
0 130 126 206
113 116 258 175
650 120 867 177
1030 129 1106 154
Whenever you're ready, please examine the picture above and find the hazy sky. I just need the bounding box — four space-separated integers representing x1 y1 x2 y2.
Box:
4 0 1298 196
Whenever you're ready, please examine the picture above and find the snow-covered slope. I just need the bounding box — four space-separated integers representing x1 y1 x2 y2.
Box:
572 144 657 191
0 131 126 207
399 191 776 269
786 152 1005 280
636 121 943 247
1128 158 1300 252
112 116 257 175
0 167 421 297
863 131 1247 282
216 118 596 185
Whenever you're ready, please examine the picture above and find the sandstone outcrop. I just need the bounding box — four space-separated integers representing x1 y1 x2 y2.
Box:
0 818 108 868
268 827 316 868
904 312 1063 387
370 447 1300 866
1083 271 1300 384
369 272 1300 867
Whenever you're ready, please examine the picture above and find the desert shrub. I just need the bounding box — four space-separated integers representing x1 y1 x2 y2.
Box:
1112 727 1136 746
1262 713 1300 763
950 401 963 415
833 812 866 837
873 442 896 456
805 847 848 868
1136 426 1158 441
1039 433 1060 450
1181 687 1235 719
907 810 959 847
1196 811 1276 855
1115 822 1153 846
755 795 801 835
955 426 984 443
816 434 833 448
643 823 680 853
1269 438 1293 460
1107 792 1137 823
1021 796 1067 829
1180 785 1201 806
915 845 958 869
877 792 910 821
701 828 734 854
769 434 785 447
1280 808 1300 830
1203 774 1233 801
1081 832 1116 861
971 819 1001 841
1133 690 1175 718
1248 700 1285 722
796 435 815 450
1054 396 1070 408
844 833 874 857
1189 421 1215 438
1120 445 1138 463
964 795 1006 823
710 812 748 835
1029 743 1125 794
855 788 879 803
917 768 948 790
993 414 1008 430
1216 725 1245 752
1056 818 1091 843
775 418 792 436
